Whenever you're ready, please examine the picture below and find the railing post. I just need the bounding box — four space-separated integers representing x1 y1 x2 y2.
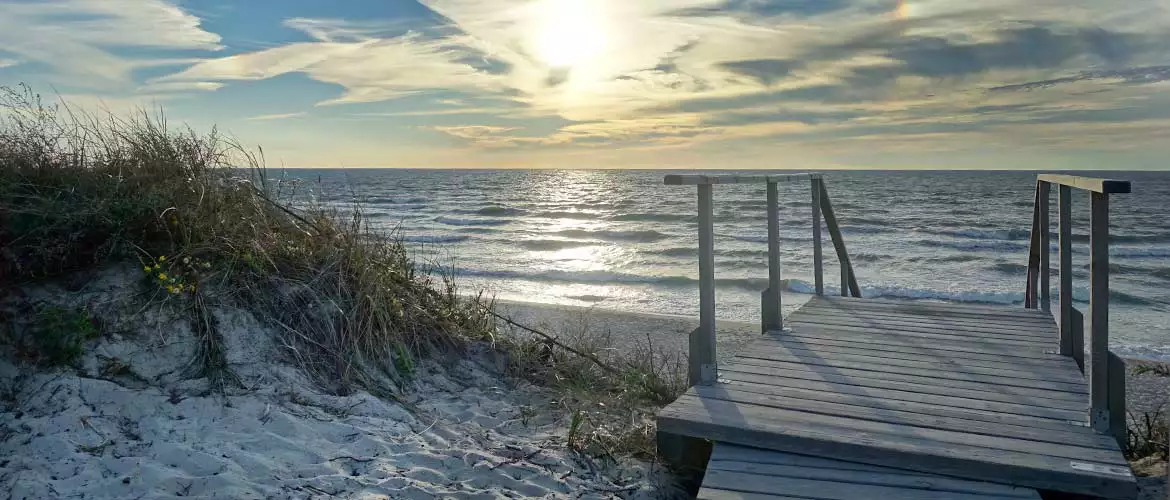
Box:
691 184 717 386
1059 185 1074 357
811 178 824 296
764 181 783 331
1039 182 1051 312
1025 182 1041 309
1088 191 1110 433
818 182 860 298
1070 307 1085 373
1107 352 1126 447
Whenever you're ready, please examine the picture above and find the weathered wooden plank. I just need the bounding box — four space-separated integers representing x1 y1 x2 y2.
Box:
785 321 1055 348
811 296 1053 320
769 329 1073 362
706 380 1085 432
1037 174 1131 194
721 362 1089 407
664 173 822 185
703 469 1036 500
790 310 1058 338
659 399 1136 498
811 178 824 295
794 304 1058 329
1089 191 1110 432
689 386 1116 449
728 355 1088 395
707 448 1042 498
758 335 1076 369
722 371 1086 421
739 343 1087 384
1059 185 1074 356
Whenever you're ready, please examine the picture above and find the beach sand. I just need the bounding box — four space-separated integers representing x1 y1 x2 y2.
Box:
0 268 681 499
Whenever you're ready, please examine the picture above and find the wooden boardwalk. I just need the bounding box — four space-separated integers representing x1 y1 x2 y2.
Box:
658 296 1137 499
699 444 1042 500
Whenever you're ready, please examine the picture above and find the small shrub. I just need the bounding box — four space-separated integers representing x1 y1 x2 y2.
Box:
1126 409 1169 460
24 306 99 366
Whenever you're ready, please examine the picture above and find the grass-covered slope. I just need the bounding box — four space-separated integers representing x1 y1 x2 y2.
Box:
0 84 494 396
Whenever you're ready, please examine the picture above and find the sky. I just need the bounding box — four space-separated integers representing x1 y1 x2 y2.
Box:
2 0 1170 169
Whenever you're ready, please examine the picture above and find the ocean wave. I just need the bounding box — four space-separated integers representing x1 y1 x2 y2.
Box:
915 239 1029 252
1110 247 1170 258
518 239 596 251
456 227 500 234
990 262 1028 274
852 252 893 262
434 216 511 227
452 206 525 217
532 210 603 220
840 226 897 235
609 213 695 223
922 228 1030 241
721 233 810 243
845 217 894 227
365 196 428 205
402 235 469 244
552 229 668 242
1152 268 1170 280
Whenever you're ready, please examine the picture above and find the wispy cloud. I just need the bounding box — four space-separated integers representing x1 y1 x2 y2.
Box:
247 111 308 121
0 0 221 87
13 0 1170 166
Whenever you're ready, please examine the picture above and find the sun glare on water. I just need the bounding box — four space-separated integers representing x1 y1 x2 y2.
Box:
531 0 608 68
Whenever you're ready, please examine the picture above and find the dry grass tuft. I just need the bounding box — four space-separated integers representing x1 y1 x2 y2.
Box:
493 308 688 459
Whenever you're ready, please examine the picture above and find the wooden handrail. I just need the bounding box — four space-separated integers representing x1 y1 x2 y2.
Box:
1037 174 1131 194
1025 174 1130 445
665 173 858 386
664 173 823 185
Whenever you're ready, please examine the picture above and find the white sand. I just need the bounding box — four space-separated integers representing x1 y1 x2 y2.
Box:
0 267 680 499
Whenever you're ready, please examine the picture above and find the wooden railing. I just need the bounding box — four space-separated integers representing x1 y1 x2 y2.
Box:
664 173 859 385
1024 174 1131 444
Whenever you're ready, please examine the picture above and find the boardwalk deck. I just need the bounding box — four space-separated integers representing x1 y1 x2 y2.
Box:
657 295 1137 499
699 444 1042 500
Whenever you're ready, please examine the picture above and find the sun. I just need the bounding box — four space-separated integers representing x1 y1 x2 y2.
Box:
531 0 608 68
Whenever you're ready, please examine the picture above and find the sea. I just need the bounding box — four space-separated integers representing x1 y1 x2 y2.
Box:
281 169 1170 362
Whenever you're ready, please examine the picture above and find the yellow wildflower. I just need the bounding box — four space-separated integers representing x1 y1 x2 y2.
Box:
143 266 152 273
158 256 167 262
153 264 160 271
165 285 174 293
157 273 167 281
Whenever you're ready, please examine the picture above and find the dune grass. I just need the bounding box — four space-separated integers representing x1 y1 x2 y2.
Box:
0 84 495 396
0 84 683 459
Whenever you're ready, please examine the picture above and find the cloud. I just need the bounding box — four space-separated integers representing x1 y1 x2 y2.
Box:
0 0 221 87
147 0 1170 156
247 112 308 121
